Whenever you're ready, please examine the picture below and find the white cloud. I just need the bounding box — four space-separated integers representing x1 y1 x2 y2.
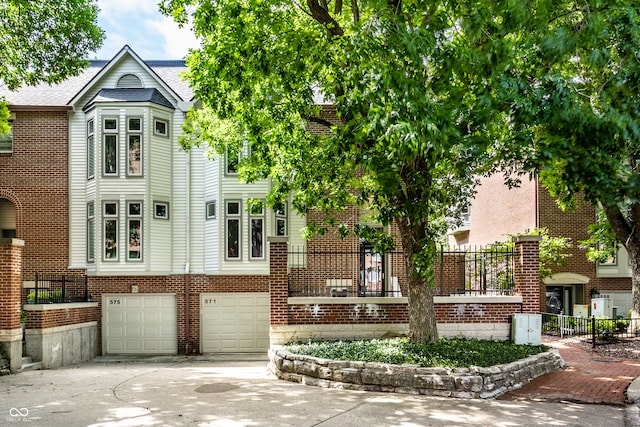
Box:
95 0 198 60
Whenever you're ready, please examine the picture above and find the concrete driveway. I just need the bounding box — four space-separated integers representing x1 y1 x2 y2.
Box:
0 355 626 427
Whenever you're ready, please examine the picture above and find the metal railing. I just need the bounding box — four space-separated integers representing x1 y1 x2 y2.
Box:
23 273 90 304
542 313 640 347
288 246 515 298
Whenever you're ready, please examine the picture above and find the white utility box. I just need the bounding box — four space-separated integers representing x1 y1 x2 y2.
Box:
512 313 542 345
573 304 590 318
591 298 613 318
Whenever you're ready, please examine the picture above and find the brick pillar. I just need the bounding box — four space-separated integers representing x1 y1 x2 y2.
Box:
268 237 289 327
513 235 541 313
0 238 24 373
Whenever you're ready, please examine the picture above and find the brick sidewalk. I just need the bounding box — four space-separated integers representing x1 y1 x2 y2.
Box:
498 340 640 405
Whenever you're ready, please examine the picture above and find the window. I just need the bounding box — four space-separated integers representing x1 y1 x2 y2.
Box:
103 118 118 176
117 74 143 88
154 201 169 219
225 200 241 260
87 202 95 263
127 202 142 260
225 147 240 175
104 202 118 260
249 201 265 259
127 117 142 176
206 201 216 219
87 119 95 179
275 204 288 237
154 119 168 137
0 118 13 153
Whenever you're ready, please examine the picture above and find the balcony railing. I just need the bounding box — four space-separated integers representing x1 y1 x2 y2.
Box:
23 273 90 304
288 246 515 298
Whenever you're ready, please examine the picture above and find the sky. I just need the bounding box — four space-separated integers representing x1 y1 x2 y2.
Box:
94 0 199 61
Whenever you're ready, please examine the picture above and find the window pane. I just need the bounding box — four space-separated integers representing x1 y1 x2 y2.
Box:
155 202 168 219
104 203 117 216
128 118 141 131
227 218 240 259
154 119 167 135
227 202 239 215
88 218 95 262
87 134 95 178
251 218 263 258
104 219 117 259
0 122 13 152
276 218 287 237
226 149 239 174
104 135 117 174
128 135 141 175
104 118 117 130
206 201 216 219
129 202 141 216
128 219 141 259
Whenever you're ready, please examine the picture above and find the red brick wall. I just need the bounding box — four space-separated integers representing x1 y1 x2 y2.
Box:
435 303 522 323
25 306 98 329
0 111 69 274
289 303 409 324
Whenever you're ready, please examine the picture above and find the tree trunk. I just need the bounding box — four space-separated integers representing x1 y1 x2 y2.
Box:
396 216 439 344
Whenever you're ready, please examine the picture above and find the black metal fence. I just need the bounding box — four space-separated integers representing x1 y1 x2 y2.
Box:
22 273 90 304
542 313 640 347
288 246 515 298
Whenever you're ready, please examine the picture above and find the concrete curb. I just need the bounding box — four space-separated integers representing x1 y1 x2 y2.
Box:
626 377 640 427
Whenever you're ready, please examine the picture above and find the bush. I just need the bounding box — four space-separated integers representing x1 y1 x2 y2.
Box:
26 289 65 303
284 338 549 368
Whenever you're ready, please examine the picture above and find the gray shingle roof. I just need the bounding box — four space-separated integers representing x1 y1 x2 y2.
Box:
0 56 193 107
83 88 175 110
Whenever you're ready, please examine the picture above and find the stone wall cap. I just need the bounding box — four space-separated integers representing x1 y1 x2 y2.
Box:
267 237 289 243
512 235 542 243
0 238 25 247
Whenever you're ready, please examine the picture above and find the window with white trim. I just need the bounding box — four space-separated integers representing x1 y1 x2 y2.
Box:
103 202 118 260
225 200 241 260
127 201 142 260
250 200 265 259
206 201 216 219
0 118 13 153
154 118 168 137
103 117 118 176
127 117 142 176
275 203 288 237
154 201 169 219
87 119 95 179
87 202 95 263
225 146 240 175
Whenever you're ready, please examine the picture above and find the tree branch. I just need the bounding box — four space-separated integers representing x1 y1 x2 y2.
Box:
307 0 344 36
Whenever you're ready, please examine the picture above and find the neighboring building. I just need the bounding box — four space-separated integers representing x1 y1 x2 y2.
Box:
448 173 633 316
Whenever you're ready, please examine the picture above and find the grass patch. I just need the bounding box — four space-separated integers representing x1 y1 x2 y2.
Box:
284 337 549 368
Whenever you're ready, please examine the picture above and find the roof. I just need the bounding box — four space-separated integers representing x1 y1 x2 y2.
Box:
0 47 193 108
83 88 175 111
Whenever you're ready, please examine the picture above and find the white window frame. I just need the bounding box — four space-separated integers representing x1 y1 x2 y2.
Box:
103 117 118 176
87 202 95 263
127 117 143 177
275 203 288 237
0 114 14 153
103 201 118 261
153 201 169 220
249 200 265 260
87 119 95 180
127 201 143 261
225 200 242 260
206 201 216 220
154 118 169 137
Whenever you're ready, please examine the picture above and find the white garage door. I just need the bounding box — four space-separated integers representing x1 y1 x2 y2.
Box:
201 293 270 353
103 294 177 354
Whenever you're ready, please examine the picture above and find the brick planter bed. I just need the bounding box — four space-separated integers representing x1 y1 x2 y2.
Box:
268 348 565 399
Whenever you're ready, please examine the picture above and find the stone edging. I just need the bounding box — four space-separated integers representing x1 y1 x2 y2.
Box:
268 347 565 399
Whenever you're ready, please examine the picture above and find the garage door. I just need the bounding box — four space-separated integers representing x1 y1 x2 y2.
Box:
103 294 177 354
201 293 270 353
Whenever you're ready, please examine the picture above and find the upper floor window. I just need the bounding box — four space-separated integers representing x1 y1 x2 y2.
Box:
225 200 241 260
103 117 118 176
0 118 13 153
87 202 95 263
87 119 95 179
127 117 142 176
275 204 288 237
154 119 168 137
117 74 143 88
250 201 265 260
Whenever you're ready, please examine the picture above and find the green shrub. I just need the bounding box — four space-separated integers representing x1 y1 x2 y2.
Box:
284 338 549 368
26 289 65 303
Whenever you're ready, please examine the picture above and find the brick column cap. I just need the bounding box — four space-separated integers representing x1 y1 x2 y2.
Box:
0 238 24 247
267 237 289 243
512 235 542 243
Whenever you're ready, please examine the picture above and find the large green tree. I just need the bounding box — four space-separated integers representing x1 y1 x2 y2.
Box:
0 0 103 132
500 3 640 317
160 0 526 343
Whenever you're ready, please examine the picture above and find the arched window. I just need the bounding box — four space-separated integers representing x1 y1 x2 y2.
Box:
117 74 143 88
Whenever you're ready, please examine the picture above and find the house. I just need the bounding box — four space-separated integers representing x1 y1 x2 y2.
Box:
0 46 543 365
448 173 633 317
